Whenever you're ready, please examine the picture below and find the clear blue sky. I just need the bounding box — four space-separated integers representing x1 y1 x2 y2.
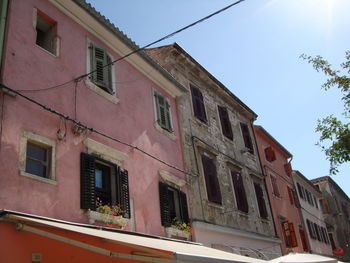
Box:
86 0 350 197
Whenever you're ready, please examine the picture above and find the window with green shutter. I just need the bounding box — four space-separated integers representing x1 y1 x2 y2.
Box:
89 42 113 94
154 91 172 132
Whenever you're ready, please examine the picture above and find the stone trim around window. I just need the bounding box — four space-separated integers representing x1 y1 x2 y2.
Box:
19 130 56 184
83 138 127 165
159 170 186 188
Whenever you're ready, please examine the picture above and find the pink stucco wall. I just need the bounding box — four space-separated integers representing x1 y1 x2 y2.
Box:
0 0 186 237
254 126 305 255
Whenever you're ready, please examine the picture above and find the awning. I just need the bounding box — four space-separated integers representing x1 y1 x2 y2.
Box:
269 253 338 263
2 212 267 263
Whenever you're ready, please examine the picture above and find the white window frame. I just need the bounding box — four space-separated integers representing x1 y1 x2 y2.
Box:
19 130 56 184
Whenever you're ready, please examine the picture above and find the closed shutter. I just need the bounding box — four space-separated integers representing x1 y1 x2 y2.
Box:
179 190 189 224
264 146 276 162
155 92 172 131
270 175 280 197
201 155 222 204
299 229 309 252
287 186 294 205
282 221 291 247
80 153 96 210
320 199 330 213
240 123 254 153
218 106 233 140
231 170 249 213
190 84 207 123
254 183 268 218
117 167 130 218
159 182 171 227
90 43 112 93
289 222 298 247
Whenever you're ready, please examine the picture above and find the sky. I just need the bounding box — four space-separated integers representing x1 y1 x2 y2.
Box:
86 0 350 197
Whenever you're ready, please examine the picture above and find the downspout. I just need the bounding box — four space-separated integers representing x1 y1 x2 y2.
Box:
250 122 279 239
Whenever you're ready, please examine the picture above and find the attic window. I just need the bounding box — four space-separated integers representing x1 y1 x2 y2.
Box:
35 10 58 55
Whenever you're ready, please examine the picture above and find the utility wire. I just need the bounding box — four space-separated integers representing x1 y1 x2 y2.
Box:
1 84 194 176
16 0 245 92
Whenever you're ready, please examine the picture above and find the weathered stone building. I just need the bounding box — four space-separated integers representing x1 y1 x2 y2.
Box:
147 43 280 259
311 176 350 261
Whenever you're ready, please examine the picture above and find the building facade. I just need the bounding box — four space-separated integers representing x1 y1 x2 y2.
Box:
0 0 190 240
311 176 350 261
147 43 280 259
254 126 308 255
293 171 333 257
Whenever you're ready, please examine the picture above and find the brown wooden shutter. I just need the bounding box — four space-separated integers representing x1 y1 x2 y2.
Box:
264 146 276 162
320 199 330 213
231 170 249 213
179 190 189 224
240 123 254 153
289 222 298 247
284 163 292 176
218 106 233 140
287 186 294 205
293 189 301 208
80 153 96 210
254 183 268 218
190 84 207 123
299 228 309 252
159 182 171 227
201 155 222 204
117 167 130 218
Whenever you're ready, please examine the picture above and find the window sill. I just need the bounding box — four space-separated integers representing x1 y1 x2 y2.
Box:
165 226 191 240
85 80 119 105
36 44 58 58
206 201 224 210
19 170 57 185
87 210 129 229
154 122 176 141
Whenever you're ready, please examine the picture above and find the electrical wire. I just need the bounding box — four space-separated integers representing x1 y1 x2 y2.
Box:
1 84 193 176
15 0 245 93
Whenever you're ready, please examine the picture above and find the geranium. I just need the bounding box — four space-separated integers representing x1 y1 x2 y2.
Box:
96 197 126 217
171 218 191 234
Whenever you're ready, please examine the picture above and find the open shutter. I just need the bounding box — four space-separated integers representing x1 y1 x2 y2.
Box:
284 163 292 176
299 229 309 252
201 155 222 204
155 92 172 131
80 153 96 210
159 182 171 227
320 199 330 213
254 183 268 218
218 106 233 140
270 175 280 197
293 189 301 208
179 190 189 224
240 123 254 153
117 167 130 218
190 84 207 123
289 222 298 247
232 170 249 213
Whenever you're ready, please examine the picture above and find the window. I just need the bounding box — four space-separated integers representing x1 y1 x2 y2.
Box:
89 42 113 94
159 182 189 227
270 174 280 197
264 146 276 162
201 154 222 204
80 153 130 218
287 186 295 206
35 10 58 55
190 84 207 123
306 219 316 239
254 183 268 218
19 130 56 183
240 123 254 153
231 169 249 213
320 198 330 213
282 221 298 248
218 106 233 140
299 229 309 252
154 91 172 132
297 183 304 199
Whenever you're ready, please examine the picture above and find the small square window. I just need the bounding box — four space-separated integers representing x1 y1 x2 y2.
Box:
19 130 56 183
25 142 51 178
35 10 58 55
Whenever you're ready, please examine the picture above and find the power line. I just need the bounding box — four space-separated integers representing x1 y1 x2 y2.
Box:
1 84 195 177
16 0 245 92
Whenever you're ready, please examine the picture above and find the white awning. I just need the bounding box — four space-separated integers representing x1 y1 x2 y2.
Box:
269 253 338 263
4 213 267 263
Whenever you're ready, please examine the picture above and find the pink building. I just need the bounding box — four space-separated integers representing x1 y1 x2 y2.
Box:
0 0 189 240
254 126 308 255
